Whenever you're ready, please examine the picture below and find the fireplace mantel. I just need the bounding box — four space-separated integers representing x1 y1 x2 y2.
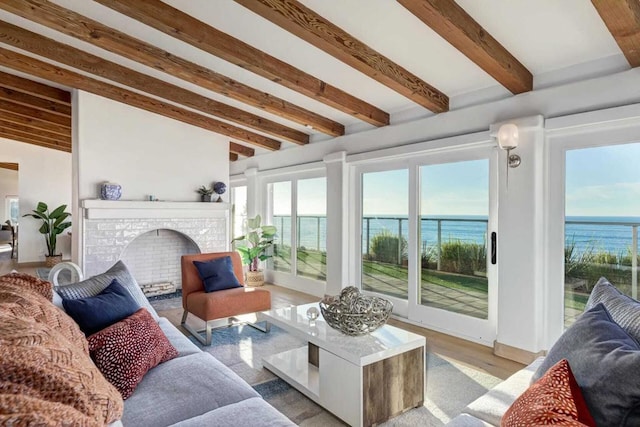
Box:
82 200 230 219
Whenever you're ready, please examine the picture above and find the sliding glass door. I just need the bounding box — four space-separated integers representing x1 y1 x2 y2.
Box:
357 148 497 342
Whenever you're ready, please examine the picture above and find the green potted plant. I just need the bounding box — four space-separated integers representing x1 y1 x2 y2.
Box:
23 202 72 267
196 185 214 202
231 214 277 287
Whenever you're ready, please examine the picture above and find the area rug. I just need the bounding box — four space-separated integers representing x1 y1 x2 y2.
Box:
182 323 501 426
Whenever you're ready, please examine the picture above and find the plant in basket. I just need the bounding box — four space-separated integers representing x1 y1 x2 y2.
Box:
231 215 277 286
23 202 72 267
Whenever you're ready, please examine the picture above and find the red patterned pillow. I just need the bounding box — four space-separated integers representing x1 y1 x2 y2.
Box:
88 308 178 399
502 359 596 427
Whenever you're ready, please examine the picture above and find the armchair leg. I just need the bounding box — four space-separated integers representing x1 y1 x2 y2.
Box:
248 320 271 333
181 311 213 346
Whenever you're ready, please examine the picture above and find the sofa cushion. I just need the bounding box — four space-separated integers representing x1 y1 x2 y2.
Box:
533 303 640 427
63 279 140 336
168 397 294 427
585 276 640 342
88 308 178 399
0 312 123 424
502 359 595 426
57 260 159 321
158 317 200 357
123 352 259 426
194 256 242 293
463 357 543 426
0 280 88 354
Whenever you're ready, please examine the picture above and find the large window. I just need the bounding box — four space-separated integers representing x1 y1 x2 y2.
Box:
361 169 409 299
5 196 18 224
297 177 326 280
230 186 247 241
564 143 640 326
268 176 327 282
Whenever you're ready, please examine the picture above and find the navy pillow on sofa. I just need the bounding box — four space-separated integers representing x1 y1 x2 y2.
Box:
62 278 141 336
533 303 640 427
193 256 242 293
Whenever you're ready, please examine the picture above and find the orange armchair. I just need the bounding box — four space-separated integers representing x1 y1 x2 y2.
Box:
181 252 271 345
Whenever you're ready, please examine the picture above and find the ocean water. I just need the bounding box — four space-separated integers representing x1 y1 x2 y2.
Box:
273 215 640 256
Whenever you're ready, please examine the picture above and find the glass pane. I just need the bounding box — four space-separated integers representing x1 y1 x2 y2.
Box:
361 169 409 299
231 186 247 246
297 177 327 281
419 160 489 319
565 143 640 327
271 181 292 273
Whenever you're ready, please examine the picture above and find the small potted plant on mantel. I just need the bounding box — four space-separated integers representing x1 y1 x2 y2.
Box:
231 215 277 287
23 202 72 267
196 185 214 202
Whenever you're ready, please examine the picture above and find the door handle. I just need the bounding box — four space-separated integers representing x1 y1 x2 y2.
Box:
491 232 497 265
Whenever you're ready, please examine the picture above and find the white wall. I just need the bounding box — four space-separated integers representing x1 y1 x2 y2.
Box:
0 138 72 262
0 167 18 223
73 91 230 264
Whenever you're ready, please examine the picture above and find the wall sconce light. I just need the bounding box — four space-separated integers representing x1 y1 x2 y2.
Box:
497 123 521 168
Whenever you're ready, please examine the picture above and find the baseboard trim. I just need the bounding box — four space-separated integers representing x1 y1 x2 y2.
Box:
493 341 546 365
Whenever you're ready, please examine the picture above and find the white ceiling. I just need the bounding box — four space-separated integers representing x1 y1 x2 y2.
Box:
0 0 629 156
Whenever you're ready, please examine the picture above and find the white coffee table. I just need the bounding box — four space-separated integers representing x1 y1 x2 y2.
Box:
258 303 426 427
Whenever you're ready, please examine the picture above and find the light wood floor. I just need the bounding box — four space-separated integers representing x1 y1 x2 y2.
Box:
2 257 524 380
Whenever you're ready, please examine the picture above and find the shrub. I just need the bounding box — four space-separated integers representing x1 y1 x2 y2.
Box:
439 240 486 275
370 230 407 264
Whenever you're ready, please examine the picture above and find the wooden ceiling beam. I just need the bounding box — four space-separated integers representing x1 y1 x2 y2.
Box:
591 0 640 67
0 86 71 117
235 0 448 113
0 47 282 151
229 142 255 157
94 0 389 128
0 20 306 146
0 70 70 104
0 109 71 137
0 126 70 152
0 117 71 144
0 99 71 128
397 0 532 94
229 152 239 162
0 163 19 171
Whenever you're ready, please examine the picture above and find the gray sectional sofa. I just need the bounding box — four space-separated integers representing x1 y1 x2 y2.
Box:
122 317 294 427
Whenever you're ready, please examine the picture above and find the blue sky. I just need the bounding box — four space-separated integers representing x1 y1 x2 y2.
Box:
566 143 640 217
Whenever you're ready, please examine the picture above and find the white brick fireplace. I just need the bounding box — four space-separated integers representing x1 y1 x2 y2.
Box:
80 200 230 290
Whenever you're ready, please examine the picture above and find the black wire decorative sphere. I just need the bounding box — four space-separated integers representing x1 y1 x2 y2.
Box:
213 182 227 195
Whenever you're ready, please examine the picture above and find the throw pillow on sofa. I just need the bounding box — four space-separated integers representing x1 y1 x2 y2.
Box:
194 256 242 292
88 308 178 399
0 311 123 424
62 279 140 336
585 276 640 342
57 260 160 321
533 303 640 427
502 359 595 426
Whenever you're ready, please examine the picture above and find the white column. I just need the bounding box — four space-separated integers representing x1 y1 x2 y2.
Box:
323 151 348 296
492 115 547 362
244 167 259 218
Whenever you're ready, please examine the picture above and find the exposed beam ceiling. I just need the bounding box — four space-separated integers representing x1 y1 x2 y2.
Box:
229 142 255 158
234 0 449 113
0 125 70 152
0 69 70 103
0 85 71 116
0 17 307 146
95 0 389 128
0 47 282 151
397 0 532 94
0 117 70 144
229 153 239 162
0 99 71 128
0 109 70 137
591 0 640 67
0 162 19 171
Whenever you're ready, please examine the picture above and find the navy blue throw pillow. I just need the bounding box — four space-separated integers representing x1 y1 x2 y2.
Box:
193 256 242 293
62 278 141 336
533 303 640 427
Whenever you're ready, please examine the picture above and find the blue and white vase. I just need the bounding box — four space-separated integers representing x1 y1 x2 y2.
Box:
100 182 122 200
